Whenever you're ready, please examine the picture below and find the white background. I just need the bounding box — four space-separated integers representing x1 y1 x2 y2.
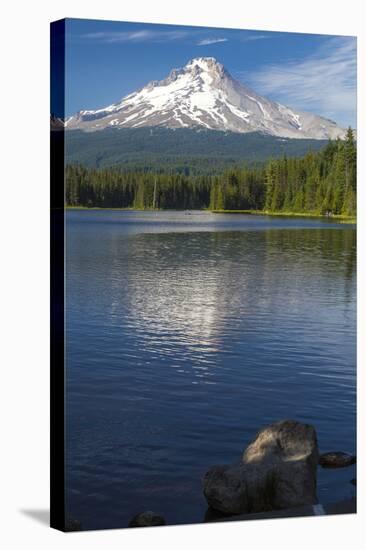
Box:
0 1 364 548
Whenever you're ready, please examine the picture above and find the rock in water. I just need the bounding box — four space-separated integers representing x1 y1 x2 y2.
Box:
203 464 249 515
242 419 319 469
203 462 285 515
203 420 319 515
243 420 319 511
272 460 318 510
319 452 356 468
128 511 166 528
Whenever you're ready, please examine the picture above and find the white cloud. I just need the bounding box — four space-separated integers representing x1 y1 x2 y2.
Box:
197 38 228 46
83 30 189 43
240 34 269 42
244 36 357 127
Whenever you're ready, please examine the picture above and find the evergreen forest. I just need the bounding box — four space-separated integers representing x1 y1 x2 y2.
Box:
66 128 356 216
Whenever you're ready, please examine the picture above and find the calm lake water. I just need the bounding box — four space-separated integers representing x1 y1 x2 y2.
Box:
65 210 356 530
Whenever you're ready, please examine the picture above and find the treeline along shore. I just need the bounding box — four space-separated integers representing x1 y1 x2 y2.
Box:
66 128 356 217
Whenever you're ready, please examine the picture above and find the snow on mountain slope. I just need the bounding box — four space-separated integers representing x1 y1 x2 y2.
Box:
65 57 346 139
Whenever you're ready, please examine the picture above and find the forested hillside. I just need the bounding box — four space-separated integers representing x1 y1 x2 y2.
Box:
65 127 327 171
66 128 356 216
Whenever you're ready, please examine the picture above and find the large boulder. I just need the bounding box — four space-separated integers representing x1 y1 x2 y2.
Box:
242 420 319 469
243 419 319 510
203 464 248 515
271 459 318 509
203 420 319 515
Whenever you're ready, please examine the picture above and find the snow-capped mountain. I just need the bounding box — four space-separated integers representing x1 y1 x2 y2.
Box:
65 57 345 139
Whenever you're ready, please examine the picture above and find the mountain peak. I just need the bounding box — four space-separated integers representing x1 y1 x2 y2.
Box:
185 57 225 76
186 56 220 68
161 57 226 87
66 58 345 140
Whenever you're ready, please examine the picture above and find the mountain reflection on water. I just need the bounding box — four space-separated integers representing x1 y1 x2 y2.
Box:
65 210 356 530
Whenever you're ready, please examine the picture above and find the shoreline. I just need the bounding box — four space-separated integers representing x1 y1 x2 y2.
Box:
65 206 356 224
210 209 356 223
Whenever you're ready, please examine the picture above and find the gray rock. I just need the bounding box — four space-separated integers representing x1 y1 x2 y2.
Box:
203 420 319 515
319 452 356 468
203 464 248 515
240 463 278 513
128 511 166 528
272 460 317 509
243 419 319 510
242 419 319 469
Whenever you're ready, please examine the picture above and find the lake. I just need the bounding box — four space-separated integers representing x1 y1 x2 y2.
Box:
65 210 356 530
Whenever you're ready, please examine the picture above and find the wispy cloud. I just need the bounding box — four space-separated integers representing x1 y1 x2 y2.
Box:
244 36 357 127
240 34 269 42
81 28 267 47
82 30 189 43
197 37 228 46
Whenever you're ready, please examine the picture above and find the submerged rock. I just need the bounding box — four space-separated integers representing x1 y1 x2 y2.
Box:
128 511 166 528
203 420 319 515
319 452 356 468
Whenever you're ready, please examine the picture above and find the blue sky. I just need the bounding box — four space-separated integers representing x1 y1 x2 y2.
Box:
63 18 356 127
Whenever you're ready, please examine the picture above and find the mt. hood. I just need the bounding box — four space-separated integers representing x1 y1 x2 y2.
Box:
66 57 345 140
